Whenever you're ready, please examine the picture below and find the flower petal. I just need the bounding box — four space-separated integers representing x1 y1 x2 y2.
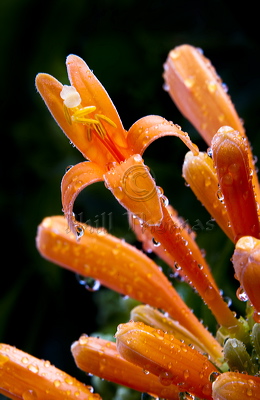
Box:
212 126 260 242
0 343 100 400
104 154 163 226
66 55 128 152
71 335 180 399
143 202 241 332
61 161 105 237
182 151 234 241
36 216 222 362
232 236 260 315
127 115 199 155
212 371 260 400
163 44 244 145
116 321 218 400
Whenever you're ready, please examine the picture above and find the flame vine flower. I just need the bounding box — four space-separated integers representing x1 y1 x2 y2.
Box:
1 44 260 400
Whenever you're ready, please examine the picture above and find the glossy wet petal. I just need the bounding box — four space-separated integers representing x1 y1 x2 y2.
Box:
36 216 222 362
163 44 244 145
0 343 100 400
212 126 260 242
66 55 128 151
71 336 180 399
232 236 260 315
36 73 113 166
127 115 199 155
61 161 105 237
183 151 234 241
143 202 241 332
212 371 260 400
116 321 218 400
104 154 163 226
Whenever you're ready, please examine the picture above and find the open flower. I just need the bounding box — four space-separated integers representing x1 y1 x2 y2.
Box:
36 56 198 236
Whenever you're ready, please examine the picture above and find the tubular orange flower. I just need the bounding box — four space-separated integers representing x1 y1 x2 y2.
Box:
116 321 218 400
0 343 100 400
71 335 180 400
182 151 234 242
212 126 260 242
36 55 198 236
36 215 223 363
232 236 260 316
163 44 245 145
212 371 260 400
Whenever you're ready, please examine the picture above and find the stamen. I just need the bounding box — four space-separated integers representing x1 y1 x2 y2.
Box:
60 85 81 108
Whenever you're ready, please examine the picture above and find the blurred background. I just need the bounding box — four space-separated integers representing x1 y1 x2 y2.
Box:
1 0 260 398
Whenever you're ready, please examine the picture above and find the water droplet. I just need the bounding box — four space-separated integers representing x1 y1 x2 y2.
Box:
236 287 249 302
178 392 195 400
183 369 190 379
152 238 161 247
160 195 169 207
76 275 101 292
21 357 29 364
143 369 150 375
207 148 213 158
22 390 38 400
184 77 195 88
204 285 216 301
113 186 124 200
158 370 173 386
75 224 84 239
222 173 233 186
217 189 224 202
79 335 89 345
65 165 74 172
54 379 61 387
246 388 253 396
209 371 220 382
253 310 260 323
28 364 39 374
207 80 217 93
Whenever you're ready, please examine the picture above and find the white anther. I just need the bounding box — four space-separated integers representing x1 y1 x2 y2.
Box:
60 85 81 108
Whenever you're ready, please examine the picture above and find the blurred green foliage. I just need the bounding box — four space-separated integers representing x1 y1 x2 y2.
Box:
1 0 260 398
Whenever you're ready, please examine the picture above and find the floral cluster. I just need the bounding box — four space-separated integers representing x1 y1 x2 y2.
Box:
1 44 260 400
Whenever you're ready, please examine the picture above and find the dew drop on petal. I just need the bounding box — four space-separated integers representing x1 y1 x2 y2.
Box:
22 390 38 400
158 371 173 386
236 286 249 302
76 275 101 292
209 371 220 382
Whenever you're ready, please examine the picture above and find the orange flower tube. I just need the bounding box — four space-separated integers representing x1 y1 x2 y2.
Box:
116 321 218 400
0 343 100 400
212 371 260 400
71 336 180 400
36 215 223 363
212 126 260 242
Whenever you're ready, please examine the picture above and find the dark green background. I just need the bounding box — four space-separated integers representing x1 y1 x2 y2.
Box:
1 0 260 398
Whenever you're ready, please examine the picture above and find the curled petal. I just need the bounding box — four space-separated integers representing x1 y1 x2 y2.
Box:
116 321 218 400
36 215 216 349
127 115 199 155
163 44 244 145
232 236 260 314
61 161 105 237
104 154 163 226
71 336 180 400
182 151 234 241
0 343 100 400
212 371 260 400
212 126 260 242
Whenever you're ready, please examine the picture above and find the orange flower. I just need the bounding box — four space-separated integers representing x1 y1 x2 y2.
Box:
71 335 180 400
36 56 198 236
212 371 260 400
232 236 260 317
36 215 223 363
0 343 100 400
115 321 218 400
